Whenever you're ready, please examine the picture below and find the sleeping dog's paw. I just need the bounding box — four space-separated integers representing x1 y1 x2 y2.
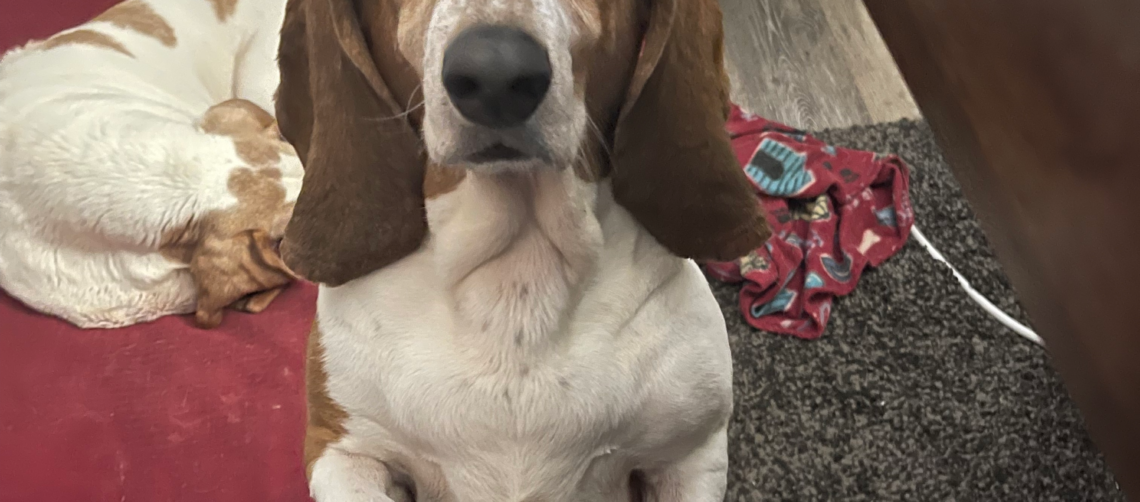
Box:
161 99 303 329
190 228 296 329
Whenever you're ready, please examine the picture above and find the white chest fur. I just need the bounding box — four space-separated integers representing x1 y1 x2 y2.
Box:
313 172 733 502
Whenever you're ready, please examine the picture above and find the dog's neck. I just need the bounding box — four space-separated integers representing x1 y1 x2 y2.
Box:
426 167 604 360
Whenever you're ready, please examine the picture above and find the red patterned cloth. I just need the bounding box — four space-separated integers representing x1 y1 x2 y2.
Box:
705 107 915 339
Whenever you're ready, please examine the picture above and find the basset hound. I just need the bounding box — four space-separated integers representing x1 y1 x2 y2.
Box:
0 0 301 328
276 0 771 500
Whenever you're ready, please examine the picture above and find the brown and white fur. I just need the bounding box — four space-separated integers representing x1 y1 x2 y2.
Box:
0 0 300 329
277 0 770 500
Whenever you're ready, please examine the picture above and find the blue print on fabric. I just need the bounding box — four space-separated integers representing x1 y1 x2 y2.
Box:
805 272 825 290
821 253 853 283
875 207 898 228
744 138 814 197
751 289 796 318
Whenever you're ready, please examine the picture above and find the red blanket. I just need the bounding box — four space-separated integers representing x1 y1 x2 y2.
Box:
0 283 316 502
705 107 914 339
0 0 118 54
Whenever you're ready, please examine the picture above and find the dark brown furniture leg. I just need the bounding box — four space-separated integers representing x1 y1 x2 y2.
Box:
862 0 1140 496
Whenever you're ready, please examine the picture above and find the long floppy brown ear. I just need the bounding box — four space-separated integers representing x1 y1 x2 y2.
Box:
275 0 426 286
611 0 770 261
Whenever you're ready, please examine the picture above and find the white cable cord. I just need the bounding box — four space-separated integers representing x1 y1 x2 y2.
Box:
910 225 1046 347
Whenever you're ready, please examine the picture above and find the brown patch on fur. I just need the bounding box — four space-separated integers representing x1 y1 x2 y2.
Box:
608 0 771 262
160 100 298 328
304 321 349 478
41 30 133 57
275 0 768 289
208 0 239 21
234 138 287 166
276 0 428 286
231 287 285 313
564 0 643 183
200 99 276 134
567 0 603 36
423 162 466 199
160 166 297 328
201 99 294 166
95 0 177 47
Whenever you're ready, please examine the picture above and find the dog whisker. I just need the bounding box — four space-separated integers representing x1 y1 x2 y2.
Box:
363 100 426 123
361 84 426 123
585 115 612 158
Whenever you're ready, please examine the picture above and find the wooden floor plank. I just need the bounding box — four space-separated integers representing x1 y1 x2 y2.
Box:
821 0 921 124
720 0 920 129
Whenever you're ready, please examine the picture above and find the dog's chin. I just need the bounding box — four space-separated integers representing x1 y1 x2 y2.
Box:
431 139 568 172
468 143 531 164
425 117 584 172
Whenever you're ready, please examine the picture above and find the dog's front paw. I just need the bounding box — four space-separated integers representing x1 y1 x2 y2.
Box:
310 450 407 502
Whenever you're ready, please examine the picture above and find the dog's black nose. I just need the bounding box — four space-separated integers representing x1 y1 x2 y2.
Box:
442 25 552 129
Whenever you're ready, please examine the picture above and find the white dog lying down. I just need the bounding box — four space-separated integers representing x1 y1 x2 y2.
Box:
0 0 302 328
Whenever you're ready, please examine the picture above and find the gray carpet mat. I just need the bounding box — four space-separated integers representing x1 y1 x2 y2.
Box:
719 120 1123 501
